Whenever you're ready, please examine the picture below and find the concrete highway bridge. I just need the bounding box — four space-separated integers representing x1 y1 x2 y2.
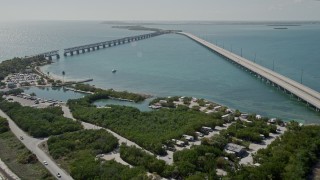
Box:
27 50 60 60
179 32 320 112
63 31 170 56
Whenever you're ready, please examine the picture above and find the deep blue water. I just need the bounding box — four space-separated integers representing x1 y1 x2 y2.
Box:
1 21 320 123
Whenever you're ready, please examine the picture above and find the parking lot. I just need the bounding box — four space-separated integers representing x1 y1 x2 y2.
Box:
3 94 62 109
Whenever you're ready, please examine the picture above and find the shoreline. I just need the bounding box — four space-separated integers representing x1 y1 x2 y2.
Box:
36 65 153 99
25 52 311 123
32 66 307 123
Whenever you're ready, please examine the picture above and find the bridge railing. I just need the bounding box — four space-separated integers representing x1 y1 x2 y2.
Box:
179 32 320 110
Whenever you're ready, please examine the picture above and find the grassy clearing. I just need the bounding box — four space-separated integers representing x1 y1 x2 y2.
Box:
0 131 54 180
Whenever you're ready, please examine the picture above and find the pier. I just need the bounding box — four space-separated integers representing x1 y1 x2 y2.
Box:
27 50 60 60
63 31 167 56
179 32 320 112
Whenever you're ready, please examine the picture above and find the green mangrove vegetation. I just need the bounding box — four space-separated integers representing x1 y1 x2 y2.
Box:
0 99 82 138
0 57 49 81
47 130 148 180
68 94 224 155
119 136 231 179
48 129 118 159
228 123 320 180
225 119 277 143
71 83 147 102
120 145 169 177
0 116 9 133
0 117 53 180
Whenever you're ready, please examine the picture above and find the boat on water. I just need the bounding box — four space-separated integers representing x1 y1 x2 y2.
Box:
112 69 117 73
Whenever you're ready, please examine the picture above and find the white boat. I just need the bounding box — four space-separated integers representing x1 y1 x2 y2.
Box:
112 69 117 73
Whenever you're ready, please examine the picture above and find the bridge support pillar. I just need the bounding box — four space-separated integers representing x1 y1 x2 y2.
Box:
87 48 91 52
76 50 80 54
64 53 67 56
103 44 106 48
92 47 95 51
97 46 100 50
81 49 85 53
48 56 52 61
70 52 74 56
56 54 60 59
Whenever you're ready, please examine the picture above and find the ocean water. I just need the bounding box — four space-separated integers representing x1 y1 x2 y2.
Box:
1 21 320 123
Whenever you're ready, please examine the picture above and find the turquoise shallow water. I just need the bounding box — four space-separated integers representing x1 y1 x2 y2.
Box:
1 21 320 123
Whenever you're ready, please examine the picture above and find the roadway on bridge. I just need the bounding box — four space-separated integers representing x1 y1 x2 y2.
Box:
179 32 320 110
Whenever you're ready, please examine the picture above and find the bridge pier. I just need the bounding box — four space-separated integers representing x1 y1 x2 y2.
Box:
56 54 60 59
178 33 320 114
63 32 166 58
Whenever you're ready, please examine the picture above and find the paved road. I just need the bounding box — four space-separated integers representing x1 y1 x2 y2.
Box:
179 32 320 110
0 110 73 180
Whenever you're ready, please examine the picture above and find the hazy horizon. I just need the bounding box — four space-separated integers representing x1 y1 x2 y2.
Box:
1 0 320 22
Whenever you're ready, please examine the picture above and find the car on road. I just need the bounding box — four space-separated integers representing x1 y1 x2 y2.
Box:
57 173 61 178
20 136 23 140
43 161 48 165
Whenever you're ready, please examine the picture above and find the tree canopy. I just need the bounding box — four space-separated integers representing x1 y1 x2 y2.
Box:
68 95 223 155
0 100 82 138
0 117 9 133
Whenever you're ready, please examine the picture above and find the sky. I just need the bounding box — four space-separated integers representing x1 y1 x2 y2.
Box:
0 0 320 21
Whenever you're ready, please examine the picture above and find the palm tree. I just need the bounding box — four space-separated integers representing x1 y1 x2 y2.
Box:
62 71 65 84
